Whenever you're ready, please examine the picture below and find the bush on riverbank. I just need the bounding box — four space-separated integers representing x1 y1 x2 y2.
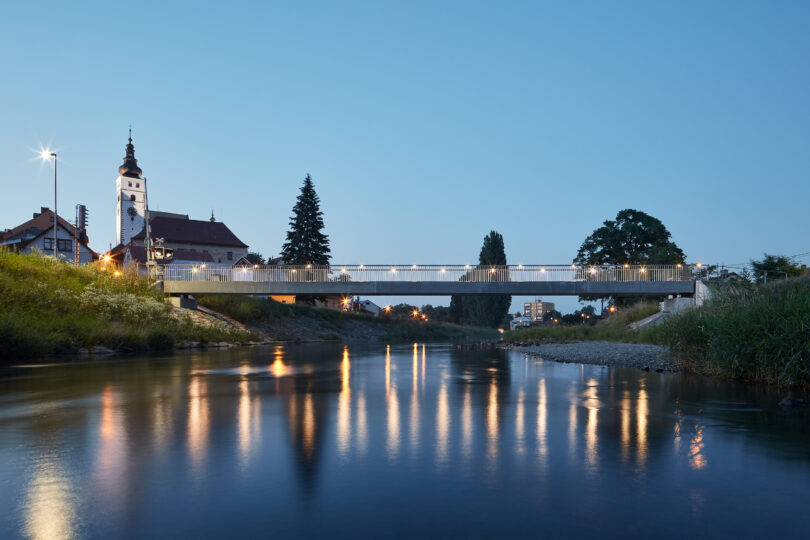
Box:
649 277 810 386
503 301 660 344
0 250 251 358
197 295 498 341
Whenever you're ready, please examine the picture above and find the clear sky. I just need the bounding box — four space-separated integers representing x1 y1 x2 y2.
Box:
2 1 809 313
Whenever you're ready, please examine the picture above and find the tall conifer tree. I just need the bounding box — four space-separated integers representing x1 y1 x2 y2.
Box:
280 174 331 265
450 231 511 328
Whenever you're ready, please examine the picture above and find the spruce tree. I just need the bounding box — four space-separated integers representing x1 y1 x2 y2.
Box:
280 174 331 265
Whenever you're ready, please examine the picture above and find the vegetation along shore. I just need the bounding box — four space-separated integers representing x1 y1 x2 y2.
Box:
505 277 810 389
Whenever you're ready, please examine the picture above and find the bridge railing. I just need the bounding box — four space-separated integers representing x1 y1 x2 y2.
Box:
163 264 694 283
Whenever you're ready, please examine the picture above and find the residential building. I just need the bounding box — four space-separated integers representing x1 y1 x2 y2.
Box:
524 300 556 322
1 207 98 263
510 315 532 330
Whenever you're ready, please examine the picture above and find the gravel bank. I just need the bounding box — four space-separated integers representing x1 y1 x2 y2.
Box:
508 341 676 372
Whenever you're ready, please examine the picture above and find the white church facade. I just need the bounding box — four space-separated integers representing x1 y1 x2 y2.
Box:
108 133 248 267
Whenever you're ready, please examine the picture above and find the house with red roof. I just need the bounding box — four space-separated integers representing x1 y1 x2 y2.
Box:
1 207 98 263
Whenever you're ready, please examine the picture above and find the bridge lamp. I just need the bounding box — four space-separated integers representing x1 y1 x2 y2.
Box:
540 268 546 273
490 268 495 273
242 268 247 273
201 264 206 269
359 264 364 269
253 264 258 269
571 264 576 269
696 262 702 268
192 268 198 273
341 268 346 273
518 264 523 269
440 268 446 273
412 265 417 269
291 269 296 273
465 264 470 269
640 268 646 273
589 268 596 274
390 268 397 273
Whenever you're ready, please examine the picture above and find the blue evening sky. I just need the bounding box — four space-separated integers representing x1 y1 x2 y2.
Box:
2 1 808 313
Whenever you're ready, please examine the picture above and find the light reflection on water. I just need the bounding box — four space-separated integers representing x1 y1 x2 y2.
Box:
1 343 809 538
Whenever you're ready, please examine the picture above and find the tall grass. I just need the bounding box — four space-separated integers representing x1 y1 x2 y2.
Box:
504 301 660 343
649 277 810 386
0 249 250 359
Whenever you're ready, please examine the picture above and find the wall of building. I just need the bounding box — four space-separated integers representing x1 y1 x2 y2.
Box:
23 227 95 264
116 175 146 246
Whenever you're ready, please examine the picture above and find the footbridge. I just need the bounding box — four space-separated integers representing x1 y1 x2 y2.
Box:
162 264 695 297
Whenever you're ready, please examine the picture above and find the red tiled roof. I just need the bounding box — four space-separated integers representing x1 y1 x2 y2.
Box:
1 207 97 257
131 216 247 248
1 207 79 242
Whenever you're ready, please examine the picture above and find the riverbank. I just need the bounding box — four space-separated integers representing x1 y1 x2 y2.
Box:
506 341 675 371
505 277 810 389
0 251 254 358
197 294 498 343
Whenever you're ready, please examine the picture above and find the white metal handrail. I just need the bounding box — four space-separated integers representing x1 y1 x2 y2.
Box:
162 264 694 283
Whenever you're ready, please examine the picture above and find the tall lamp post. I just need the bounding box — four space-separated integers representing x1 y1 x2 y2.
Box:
40 150 58 257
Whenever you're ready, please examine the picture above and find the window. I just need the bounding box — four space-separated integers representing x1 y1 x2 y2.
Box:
227 252 233 260
58 239 72 252
130 194 136 201
128 182 132 187
136 183 140 188
43 238 53 250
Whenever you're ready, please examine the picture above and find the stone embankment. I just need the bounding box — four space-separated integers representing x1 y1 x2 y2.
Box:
505 341 676 372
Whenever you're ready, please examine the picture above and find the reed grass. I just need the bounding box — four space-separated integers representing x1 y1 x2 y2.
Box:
649 277 810 386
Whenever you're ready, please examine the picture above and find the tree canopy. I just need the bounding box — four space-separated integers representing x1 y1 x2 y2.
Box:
280 174 331 265
574 209 685 266
750 253 805 282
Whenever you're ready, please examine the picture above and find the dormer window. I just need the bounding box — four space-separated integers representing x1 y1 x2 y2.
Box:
136 183 140 188
128 182 132 187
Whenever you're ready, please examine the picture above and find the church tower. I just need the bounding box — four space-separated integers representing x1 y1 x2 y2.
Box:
115 130 146 246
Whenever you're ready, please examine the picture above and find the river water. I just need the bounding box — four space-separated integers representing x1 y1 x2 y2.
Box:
0 343 808 539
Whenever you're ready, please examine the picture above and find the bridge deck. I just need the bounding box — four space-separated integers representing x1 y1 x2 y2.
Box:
162 264 695 297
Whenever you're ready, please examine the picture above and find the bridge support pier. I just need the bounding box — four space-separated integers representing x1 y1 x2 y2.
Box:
168 294 198 310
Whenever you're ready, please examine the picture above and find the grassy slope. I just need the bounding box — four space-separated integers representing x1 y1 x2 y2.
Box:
503 301 660 344
647 278 810 387
0 250 251 358
197 295 499 342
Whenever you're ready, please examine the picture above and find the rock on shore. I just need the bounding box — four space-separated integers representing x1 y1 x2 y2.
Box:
508 341 676 372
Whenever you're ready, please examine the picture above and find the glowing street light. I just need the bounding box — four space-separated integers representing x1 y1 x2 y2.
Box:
39 149 58 257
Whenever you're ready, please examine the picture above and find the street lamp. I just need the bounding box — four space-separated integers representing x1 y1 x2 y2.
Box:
39 150 57 257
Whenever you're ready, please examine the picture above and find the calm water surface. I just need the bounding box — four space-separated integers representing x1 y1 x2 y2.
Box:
1 343 809 539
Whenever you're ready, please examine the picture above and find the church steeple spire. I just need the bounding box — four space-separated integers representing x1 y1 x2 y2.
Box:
119 128 143 178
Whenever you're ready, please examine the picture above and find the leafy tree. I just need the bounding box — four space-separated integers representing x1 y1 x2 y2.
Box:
246 252 265 265
574 209 685 305
280 174 331 265
421 304 451 323
750 254 805 283
451 231 511 328
542 309 562 321
574 209 685 266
